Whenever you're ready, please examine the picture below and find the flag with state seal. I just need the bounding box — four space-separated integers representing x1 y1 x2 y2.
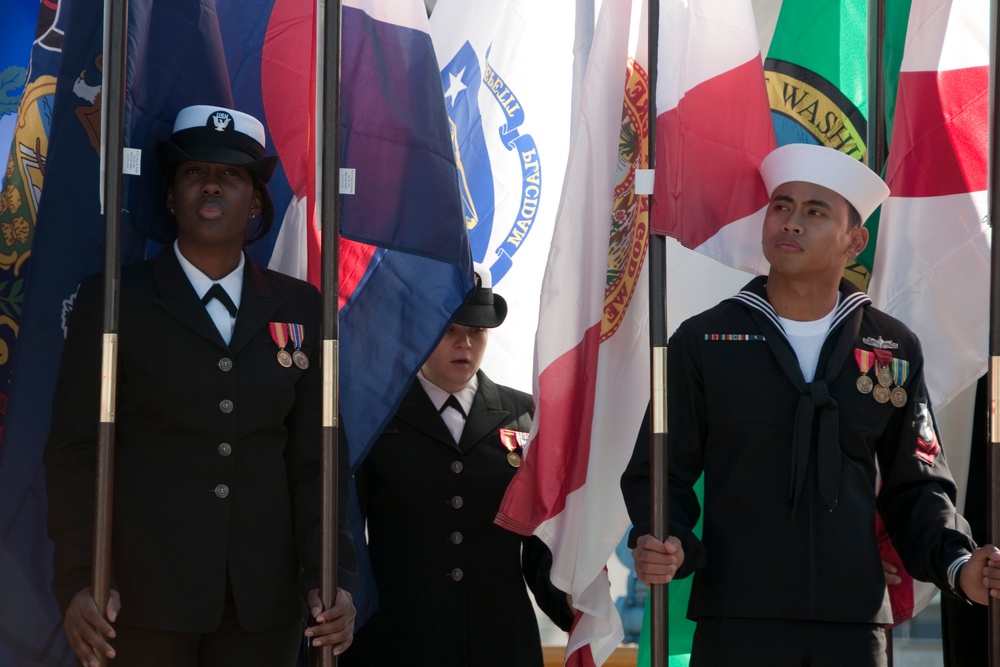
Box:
496 0 650 663
429 0 576 392
763 0 872 289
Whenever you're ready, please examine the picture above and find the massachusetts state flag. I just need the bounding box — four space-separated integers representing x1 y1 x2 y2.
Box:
651 0 774 275
496 1 649 664
429 0 575 393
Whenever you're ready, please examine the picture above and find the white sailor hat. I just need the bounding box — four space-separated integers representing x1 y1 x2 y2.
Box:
759 143 890 222
157 105 277 182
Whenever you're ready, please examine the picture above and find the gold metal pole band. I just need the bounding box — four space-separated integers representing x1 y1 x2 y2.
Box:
323 339 338 427
652 345 667 434
99 333 118 422
991 356 1000 444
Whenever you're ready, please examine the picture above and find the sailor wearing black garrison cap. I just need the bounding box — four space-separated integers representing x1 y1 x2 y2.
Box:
344 265 573 667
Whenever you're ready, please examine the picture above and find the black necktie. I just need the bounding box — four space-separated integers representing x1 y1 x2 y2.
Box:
439 394 466 420
202 283 238 318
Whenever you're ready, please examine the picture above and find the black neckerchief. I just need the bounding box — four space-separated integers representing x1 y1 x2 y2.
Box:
728 276 870 511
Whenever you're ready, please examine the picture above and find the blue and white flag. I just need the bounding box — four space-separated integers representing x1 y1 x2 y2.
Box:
430 0 576 392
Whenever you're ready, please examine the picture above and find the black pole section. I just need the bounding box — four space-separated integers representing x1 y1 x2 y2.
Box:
647 1 669 665
315 0 341 665
92 1 128 661
987 2 1000 664
866 0 887 174
866 2 891 664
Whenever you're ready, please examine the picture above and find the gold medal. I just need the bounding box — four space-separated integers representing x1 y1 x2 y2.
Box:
890 386 908 408
877 365 892 387
292 350 309 369
854 349 875 395
873 384 890 404
889 358 910 408
270 323 293 368
499 428 528 469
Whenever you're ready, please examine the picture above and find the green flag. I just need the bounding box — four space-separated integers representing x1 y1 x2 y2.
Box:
764 0 872 288
763 0 912 290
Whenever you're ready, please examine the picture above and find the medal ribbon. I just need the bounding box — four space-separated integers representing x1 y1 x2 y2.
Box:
890 358 910 387
498 428 528 453
269 322 290 349
872 348 892 377
289 323 304 350
871 348 892 365
854 349 874 373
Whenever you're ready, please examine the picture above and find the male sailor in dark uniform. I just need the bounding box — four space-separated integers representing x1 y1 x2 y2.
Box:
621 143 1000 666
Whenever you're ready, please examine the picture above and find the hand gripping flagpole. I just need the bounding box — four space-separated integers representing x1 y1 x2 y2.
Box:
315 0 341 664
645 0 669 664
987 2 1000 663
93 0 128 663
866 2 891 664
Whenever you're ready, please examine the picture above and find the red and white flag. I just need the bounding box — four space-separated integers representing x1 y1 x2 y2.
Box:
869 0 989 411
867 0 989 624
495 1 649 664
652 0 775 274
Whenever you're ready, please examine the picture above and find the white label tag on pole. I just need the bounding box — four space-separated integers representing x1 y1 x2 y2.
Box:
635 168 654 195
340 168 356 195
122 148 141 176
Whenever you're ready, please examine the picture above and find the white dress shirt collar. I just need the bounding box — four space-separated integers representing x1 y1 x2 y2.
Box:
174 241 244 343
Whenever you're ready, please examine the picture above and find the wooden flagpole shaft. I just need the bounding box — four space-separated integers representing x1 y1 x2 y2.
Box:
991 359 1000 667
987 2 1000 664
866 0 888 175
646 0 669 664
865 0 890 663
315 0 342 664
92 1 128 659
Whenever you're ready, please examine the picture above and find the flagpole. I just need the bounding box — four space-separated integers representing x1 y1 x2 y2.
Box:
315 0 342 665
866 2 891 665
93 0 128 662
987 2 1000 663
866 0 887 174
645 0 669 664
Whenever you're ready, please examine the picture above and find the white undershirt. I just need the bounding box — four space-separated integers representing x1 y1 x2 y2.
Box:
174 241 244 344
777 302 838 383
